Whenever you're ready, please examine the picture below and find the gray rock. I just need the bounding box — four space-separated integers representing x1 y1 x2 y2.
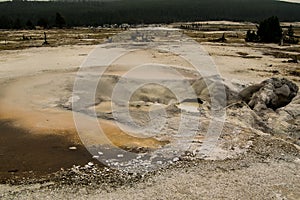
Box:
275 84 291 97
239 78 298 111
238 84 264 103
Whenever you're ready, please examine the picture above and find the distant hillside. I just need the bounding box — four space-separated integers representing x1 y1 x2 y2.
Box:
0 0 300 28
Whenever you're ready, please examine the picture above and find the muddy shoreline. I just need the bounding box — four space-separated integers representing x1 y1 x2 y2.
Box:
0 120 97 183
1 132 299 199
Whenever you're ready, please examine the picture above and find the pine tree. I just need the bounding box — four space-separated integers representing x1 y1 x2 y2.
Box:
13 18 22 29
0 15 13 29
37 18 49 29
257 16 282 43
25 19 35 30
287 25 294 37
55 12 66 28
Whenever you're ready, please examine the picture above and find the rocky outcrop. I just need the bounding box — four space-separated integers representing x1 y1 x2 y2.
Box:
239 78 298 112
234 78 299 143
270 94 300 144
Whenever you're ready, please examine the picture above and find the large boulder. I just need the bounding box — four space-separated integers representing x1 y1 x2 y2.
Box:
239 78 298 112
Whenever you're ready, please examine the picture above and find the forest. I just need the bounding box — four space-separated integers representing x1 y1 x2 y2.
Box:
0 0 300 28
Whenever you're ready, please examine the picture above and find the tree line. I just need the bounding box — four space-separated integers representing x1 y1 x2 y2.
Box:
246 16 298 44
0 12 66 29
0 0 300 29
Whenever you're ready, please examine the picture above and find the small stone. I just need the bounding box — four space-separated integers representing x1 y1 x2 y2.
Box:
88 162 94 166
117 154 124 158
69 146 77 150
156 161 163 165
245 141 253 149
8 169 18 173
92 155 99 159
98 152 104 155
294 158 300 164
173 157 180 162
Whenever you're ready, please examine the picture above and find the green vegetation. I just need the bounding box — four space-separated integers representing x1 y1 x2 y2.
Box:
55 12 66 28
287 25 294 37
0 0 300 29
284 25 299 44
25 20 35 30
245 16 298 44
257 16 282 43
245 30 259 42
